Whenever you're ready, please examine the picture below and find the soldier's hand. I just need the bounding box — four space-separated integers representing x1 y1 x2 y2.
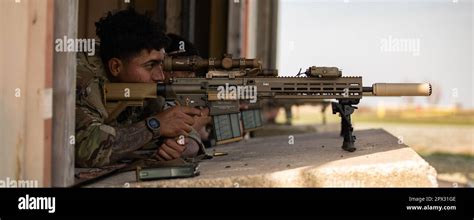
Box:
154 106 202 137
155 138 187 160
192 107 212 131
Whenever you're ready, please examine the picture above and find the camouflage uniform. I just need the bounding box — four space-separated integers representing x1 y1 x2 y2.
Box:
75 50 205 168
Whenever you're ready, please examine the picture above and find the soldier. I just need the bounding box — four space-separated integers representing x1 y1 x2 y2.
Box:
75 8 205 168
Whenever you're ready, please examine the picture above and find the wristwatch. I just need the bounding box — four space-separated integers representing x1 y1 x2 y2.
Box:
145 117 161 139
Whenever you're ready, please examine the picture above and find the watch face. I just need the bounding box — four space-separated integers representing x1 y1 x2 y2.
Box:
148 118 160 129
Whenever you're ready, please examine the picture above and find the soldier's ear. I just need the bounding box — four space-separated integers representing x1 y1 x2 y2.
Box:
108 58 122 77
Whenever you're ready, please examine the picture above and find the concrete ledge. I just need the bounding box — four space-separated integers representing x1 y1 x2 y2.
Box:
89 129 438 187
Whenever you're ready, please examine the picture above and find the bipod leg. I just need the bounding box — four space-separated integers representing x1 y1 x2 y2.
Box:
332 101 358 152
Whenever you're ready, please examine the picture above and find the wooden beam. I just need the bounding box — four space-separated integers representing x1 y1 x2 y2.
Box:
24 0 53 187
226 0 241 56
209 0 228 58
43 0 55 187
166 0 182 35
256 0 278 69
0 0 53 186
52 0 78 187
193 0 211 58
0 0 29 183
181 0 196 42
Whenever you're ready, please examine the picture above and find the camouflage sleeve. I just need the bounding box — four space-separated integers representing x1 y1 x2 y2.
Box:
187 127 207 156
75 105 155 168
75 66 156 167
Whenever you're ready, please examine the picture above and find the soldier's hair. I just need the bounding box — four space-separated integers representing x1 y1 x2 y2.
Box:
165 33 200 57
95 7 169 66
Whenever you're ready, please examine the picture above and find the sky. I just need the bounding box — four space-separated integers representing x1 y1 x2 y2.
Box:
277 0 473 108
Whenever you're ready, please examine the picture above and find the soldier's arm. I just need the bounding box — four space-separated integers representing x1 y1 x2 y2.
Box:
154 127 207 161
186 127 207 156
75 106 154 168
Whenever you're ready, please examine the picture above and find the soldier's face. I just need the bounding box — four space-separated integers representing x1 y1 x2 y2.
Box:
118 48 166 83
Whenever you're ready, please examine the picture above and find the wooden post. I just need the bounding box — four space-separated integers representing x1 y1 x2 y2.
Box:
227 0 241 56
209 0 228 58
256 0 278 69
0 0 54 187
52 0 78 187
166 0 182 35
